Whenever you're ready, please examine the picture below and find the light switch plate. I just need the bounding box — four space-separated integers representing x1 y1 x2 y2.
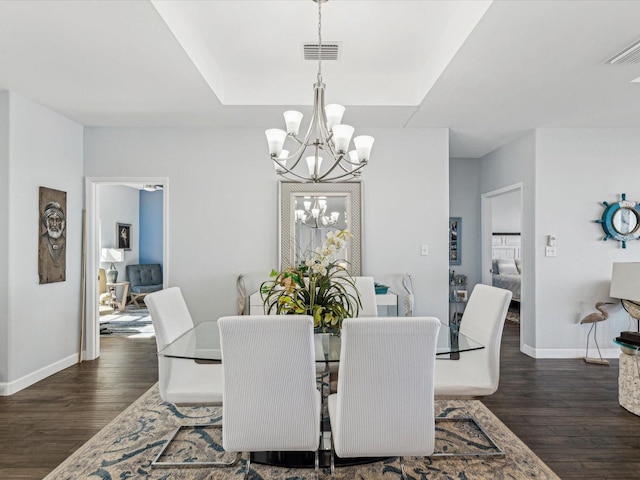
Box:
421 244 428 256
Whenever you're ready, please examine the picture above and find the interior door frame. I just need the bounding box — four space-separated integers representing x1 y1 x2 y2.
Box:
481 182 524 346
84 177 169 361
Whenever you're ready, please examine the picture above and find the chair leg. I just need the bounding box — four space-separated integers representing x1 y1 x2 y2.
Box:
330 430 336 479
315 446 320 480
151 424 242 468
400 456 408 480
243 454 251 480
432 417 504 457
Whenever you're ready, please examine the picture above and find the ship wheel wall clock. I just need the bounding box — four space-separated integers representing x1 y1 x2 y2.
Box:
595 193 640 248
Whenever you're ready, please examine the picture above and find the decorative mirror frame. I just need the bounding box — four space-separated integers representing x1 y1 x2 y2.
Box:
596 193 640 248
279 181 363 275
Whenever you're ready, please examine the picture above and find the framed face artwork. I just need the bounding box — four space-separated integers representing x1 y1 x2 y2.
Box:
449 217 461 265
38 186 67 284
117 223 132 251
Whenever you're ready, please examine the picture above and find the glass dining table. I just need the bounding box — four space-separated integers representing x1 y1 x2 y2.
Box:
158 320 484 363
157 320 483 468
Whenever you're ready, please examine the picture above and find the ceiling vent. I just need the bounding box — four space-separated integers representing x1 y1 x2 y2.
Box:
303 42 341 61
604 39 640 64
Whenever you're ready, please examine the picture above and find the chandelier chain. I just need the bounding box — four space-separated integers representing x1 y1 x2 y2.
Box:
317 0 322 84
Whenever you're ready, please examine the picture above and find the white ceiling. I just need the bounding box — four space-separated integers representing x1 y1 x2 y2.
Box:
0 0 639 158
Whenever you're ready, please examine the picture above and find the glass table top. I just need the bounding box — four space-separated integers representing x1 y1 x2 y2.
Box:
158 320 484 362
613 337 640 354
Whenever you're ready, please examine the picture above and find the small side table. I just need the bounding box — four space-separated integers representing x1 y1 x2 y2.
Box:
106 281 130 312
614 338 640 416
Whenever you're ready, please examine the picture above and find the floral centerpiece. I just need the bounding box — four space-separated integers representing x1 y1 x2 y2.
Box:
261 229 360 333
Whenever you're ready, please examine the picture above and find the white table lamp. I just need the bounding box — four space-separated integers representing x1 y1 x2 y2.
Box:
101 248 124 283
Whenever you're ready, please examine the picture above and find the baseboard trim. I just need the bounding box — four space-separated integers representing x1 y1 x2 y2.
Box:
0 354 78 396
521 344 621 359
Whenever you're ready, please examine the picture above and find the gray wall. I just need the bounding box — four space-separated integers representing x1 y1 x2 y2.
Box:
0 91 83 395
84 127 450 326
98 185 140 281
480 131 536 353
449 158 481 294
535 128 640 357
0 93 9 384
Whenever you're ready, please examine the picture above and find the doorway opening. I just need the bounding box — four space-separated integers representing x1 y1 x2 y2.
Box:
84 177 169 361
481 183 523 349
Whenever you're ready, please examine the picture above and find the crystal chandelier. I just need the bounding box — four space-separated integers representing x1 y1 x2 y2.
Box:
265 0 374 183
295 196 340 228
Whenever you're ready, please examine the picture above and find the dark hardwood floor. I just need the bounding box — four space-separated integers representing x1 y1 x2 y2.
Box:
483 320 640 480
1 321 639 479
0 336 158 480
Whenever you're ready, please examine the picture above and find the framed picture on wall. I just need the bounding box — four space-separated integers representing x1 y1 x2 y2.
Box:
38 186 67 284
449 217 461 265
116 223 132 251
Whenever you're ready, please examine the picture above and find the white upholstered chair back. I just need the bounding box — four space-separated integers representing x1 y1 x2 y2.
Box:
328 317 441 457
338 276 377 317
144 287 194 351
144 287 224 405
458 284 512 385
218 315 321 452
353 276 377 317
434 284 512 397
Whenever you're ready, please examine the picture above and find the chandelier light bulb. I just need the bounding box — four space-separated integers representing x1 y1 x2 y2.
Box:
353 135 375 162
273 149 289 172
331 211 340 222
304 200 312 210
332 124 354 153
283 110 303 136
324 104 345 131
306 156 322 177
265 129 287 156
311 208 320 219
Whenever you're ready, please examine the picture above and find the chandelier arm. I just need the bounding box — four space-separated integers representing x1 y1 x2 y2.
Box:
316 156 348 181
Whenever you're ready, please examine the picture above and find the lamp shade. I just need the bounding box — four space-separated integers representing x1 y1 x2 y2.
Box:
610 262 640 303
101 248 124 264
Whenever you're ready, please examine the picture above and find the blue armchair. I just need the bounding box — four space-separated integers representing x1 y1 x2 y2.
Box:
126 264 163 306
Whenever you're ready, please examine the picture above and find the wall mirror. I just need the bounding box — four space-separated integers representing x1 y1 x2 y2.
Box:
596 193 640 248
279 182 362 275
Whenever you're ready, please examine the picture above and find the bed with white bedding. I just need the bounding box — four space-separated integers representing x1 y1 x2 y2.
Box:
492 258 521 302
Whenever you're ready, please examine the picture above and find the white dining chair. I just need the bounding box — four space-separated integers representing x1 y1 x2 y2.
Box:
328 316 441 479
218 315 322 479
144 287 240 469
434 284 512 397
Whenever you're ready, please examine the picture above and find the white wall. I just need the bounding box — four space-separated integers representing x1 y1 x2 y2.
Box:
535 128 640 357
0 92 83 395
492 189 521 233
98 185 140 281
84 127 450 324
0 92 9 384
480 131 536 352
449 158 481 293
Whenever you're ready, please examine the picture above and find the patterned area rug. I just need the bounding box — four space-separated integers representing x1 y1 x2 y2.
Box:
44 384 559 479
506 303 520 324
99 307 155 338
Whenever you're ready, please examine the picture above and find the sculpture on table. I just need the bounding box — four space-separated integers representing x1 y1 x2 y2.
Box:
402 273 414 317
236 274 247 315
580 302 614 365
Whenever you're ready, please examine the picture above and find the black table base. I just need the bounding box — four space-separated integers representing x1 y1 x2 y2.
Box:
251 450 388 469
